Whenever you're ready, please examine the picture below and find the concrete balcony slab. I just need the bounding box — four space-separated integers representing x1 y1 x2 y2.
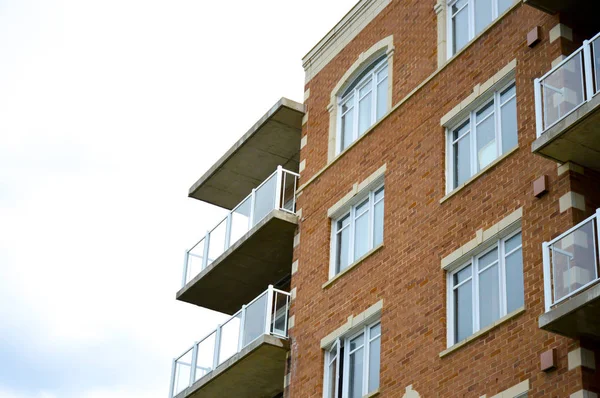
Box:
176 210 297 314
188 98 304 210
532 92 600 172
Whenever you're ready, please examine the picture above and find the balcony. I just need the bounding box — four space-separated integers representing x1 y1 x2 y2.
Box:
177 167 299 314
523 0 591 18
169 287 290 398
539 209 600 340
188 97 304 210
532 32 600 171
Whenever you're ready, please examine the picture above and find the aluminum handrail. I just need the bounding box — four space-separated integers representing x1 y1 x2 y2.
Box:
168 286 291 398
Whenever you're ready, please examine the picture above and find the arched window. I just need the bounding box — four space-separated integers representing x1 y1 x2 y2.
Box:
337 55 389 153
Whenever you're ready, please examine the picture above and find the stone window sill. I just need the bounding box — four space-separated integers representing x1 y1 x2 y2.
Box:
322 244 384 289
439 306 525 358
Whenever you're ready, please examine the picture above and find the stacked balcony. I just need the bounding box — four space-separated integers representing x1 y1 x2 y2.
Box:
539 209 600 340
532 32 600 171
170 287 291 398
169 98 304 398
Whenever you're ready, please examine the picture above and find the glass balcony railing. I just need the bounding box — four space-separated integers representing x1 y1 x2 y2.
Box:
542 209 600 312
182 166 299 287
534 32 600 137
168 287 291 398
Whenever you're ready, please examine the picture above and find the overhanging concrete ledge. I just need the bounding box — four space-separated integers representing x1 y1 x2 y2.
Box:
189 98 305 209
176 334 289 398
532 92 600 172
523 0 587 15
539 282 600 341
176 210 298 314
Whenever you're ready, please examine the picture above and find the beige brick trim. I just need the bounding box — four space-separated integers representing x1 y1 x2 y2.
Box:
288 315 295 329
552 55 567 68
299 159 306 173
571 391 598 398
290 287 297 301
304 88 310 101
568 347 597 370
558 161 585 176
441 207 522 270
559 191 586 213
434 0 447 68
283 372 291 388
296 208 303 218
327 36 394 162
302 112 309 126
302 0 392 83
550 23 573 43
300 135 308 149
320 300 383 348
293 232 300 247
291 260 299 275
327 164 387 218
440 59 517 126
489 380 529 398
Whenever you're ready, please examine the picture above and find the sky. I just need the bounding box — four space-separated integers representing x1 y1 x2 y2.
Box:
0 0 358 397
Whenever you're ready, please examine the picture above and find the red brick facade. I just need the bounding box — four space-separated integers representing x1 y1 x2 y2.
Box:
289 1 600 397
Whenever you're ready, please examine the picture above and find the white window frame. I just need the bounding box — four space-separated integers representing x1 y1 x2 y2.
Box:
446 229 523 347
337 57 389 154
324 320 381 398
447 0 513 57
445 80 517 193
330 185 385 279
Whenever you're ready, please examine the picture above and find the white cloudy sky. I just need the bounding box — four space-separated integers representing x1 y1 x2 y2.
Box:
0 0 358 397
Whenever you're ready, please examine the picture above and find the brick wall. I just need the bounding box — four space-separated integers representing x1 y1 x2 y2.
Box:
289 1 599 397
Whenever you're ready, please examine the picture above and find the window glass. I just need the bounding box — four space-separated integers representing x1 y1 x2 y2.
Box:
474 0 493 34
332 186 384 277
500 84 518 153
373 188 385 247
452 1 469 54
349 335 364 398
354 199 370 259
336 215 351 273
448 82 517 192
338 58 388 154
454 265 473 342
505 233 524 313
497 0 512 14
368 324 381 392
453 121 471 187
449 231 524 345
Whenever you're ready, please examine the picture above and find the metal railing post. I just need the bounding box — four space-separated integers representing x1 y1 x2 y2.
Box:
182 250 189 288
275 165 283 210
238 304 247 352
189 343 198 386
202 231 210 270
213 325 222 370
583 40 595 101
249 188 256 227
265 285 274 335
224 213 232 251
534 78 544 137
542 242 552 312
168 358 177 398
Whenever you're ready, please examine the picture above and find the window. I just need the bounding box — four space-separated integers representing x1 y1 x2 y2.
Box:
324 321 381 398
338 56 389 153
447 230 523 346
447 81 517 191
448 0 513 56
332 186 384 277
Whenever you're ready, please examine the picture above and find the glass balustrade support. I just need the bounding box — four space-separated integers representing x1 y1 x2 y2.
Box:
539 208 600 340
168 287 291 398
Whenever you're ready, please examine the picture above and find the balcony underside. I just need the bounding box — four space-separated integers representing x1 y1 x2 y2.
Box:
539 283 600 341
532 93 600 171
523 0 585 15
188 98 305 210
177 210 297 314
176 334 288 398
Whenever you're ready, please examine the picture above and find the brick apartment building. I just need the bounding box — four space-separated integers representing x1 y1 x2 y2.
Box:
168 0 600 397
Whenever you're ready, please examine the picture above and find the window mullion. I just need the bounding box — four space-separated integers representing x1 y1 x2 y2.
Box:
369 191 375 249
342 337 350 398
499 238 508 316
469 0 475 40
